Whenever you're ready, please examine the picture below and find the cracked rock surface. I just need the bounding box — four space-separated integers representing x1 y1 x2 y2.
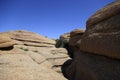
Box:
0 30 68 80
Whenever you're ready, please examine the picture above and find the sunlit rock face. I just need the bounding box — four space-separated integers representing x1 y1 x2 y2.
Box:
62 1 120 80
0 35 15 50
0 30 68 80
0 30 56 47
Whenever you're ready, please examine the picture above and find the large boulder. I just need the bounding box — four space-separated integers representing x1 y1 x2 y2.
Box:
80 0 120 59
62 1 120 80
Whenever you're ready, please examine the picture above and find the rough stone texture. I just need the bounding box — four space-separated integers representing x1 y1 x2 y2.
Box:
60 32 70 43
87 0 120 27
1 30 56 47
62 1 120 80
80 0 120 59
0 35 15 49
69 29 85 49
0 30 68 80
67 29 85 58
14 43 69 74
62 51 120 80
0 52 67 80
70 29 85 37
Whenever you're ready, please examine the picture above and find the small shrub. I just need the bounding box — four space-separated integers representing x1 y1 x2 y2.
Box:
23 48 29 51
20 47 29 51
33 50 38 53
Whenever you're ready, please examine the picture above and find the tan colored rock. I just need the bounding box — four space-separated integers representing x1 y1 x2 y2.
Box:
0 30 70 79
0 35 15 49
0 35 12 43
23 41 55 47
14 44 70 75
80 1 120 59
1 30 56 47
0 41 14 48
0 51 67 80
37 48 70 73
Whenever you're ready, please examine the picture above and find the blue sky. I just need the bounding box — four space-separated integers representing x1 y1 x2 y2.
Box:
0 0 114 38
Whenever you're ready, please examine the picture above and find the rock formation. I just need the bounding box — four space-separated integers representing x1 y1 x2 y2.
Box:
0 35 15 50
56 32 70 48
0 30 68 80
62 1 120 80
1 30 55 47
69 29 85 53
1 1 120 80
80 0 120 59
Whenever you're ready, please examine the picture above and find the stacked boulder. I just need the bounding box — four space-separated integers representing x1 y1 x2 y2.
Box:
62 1 120 80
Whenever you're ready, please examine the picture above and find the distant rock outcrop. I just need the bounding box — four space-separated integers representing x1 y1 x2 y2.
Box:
56 32 73 58
0 30 68 80
62 1 120 80
56 32 70 48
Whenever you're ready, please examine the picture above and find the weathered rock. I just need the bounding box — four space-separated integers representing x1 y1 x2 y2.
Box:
0 35 12 43
69 29 85 49
49 48 70 72
70 29 85 37
0 52 67 80
80 0 120 59
56 32 70 48
87 0 120 27
1 30 56 47
62 51 120 80
14 44 69 74
0 30 69 80
60 32 70 43
62 1 120 80
0 35 15 50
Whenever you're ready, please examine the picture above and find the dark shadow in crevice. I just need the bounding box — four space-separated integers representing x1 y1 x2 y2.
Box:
0 46 14 51
61 59 73 79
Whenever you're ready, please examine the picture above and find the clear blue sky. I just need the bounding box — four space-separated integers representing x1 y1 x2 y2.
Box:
0 0 114 38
